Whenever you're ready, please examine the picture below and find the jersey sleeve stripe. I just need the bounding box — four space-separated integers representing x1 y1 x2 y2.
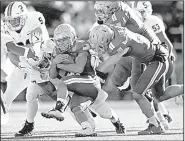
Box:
112 13 117 21
109 42 115 50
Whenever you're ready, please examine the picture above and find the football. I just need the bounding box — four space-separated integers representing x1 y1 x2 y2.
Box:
57 54 74 78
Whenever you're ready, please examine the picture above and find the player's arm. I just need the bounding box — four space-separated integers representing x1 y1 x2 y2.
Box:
6 41 35 59
7 52 20 67
49 62 58 79
57 52 88 73
126 5 160 43
156 31 174 58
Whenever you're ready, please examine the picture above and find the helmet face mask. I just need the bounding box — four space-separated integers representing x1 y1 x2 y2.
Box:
53 24 77 54
89 25 113 57
94 1 121 21
5 15 27 31
4 2 28 31
54 36 75 53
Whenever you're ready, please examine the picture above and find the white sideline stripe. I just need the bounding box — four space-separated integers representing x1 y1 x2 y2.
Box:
143 62 163 94
63 77 96 85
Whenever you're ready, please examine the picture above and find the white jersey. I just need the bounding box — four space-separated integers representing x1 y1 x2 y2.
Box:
5 11 50 83
5 11 49 46
1 32 15 77
144 15 165 34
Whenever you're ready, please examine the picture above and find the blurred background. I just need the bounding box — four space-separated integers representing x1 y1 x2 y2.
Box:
1 1 184 101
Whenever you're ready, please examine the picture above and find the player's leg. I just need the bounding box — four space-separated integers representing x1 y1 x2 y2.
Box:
151 78 169 130
69 94 97 137
158 57 174 122
90 89 125 134
41 75 99 120
159 84 183 102
133 60 168 135
15 82 44 137
4 68 30 111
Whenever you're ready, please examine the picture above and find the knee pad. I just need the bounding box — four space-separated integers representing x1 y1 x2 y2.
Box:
26 92 39 103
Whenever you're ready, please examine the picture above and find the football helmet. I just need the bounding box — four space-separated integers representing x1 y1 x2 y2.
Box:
4 2 28 31
54 24 77 54
89 25 113 56
134 1 153 18
94 1 121 21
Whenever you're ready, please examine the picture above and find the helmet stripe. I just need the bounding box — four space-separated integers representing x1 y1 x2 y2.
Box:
7 2 15 17
134 1 138 8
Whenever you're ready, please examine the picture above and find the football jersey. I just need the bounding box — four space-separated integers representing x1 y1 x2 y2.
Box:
5 11 50 83
104 2 159 43
70 41 96 76
144 15 165 34
108 25 156 63
5 11 49 46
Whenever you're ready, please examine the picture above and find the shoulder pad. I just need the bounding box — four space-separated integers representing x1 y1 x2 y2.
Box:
27 11 46 30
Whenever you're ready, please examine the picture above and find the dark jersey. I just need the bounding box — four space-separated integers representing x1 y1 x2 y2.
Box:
104 2 160 44
71 41 96 76
108 25 156 63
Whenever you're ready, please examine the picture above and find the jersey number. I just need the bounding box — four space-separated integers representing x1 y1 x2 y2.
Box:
38 17 43 24
143 2 148 8
152 24 160 32
18 5 24 12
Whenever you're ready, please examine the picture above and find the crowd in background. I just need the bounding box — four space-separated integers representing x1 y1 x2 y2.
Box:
1 1 184 100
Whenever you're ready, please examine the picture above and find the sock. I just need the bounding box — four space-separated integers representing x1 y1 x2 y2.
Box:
148 115 159 127
26 100 39 123
156 111 166 123
158 102 168 115
110 108 119 123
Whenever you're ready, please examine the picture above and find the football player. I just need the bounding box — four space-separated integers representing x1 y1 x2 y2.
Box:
41 24 125 136
89 24 171 135
2 1 54 136
133 1 178 124
93 1 173 129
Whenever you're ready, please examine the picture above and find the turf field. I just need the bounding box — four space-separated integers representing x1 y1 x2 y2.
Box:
1 100 184 141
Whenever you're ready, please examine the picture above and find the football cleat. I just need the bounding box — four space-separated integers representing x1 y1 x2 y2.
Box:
138 124 165 135
163 113 173 123
41 108 64 121
75 127 97 137
15 120 34 137
89 109 97 118
112 119 126 134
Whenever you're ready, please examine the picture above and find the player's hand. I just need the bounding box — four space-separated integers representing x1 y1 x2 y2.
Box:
41 39 56 53
80 100 92 111
52 54 69 65
89 49 100 69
